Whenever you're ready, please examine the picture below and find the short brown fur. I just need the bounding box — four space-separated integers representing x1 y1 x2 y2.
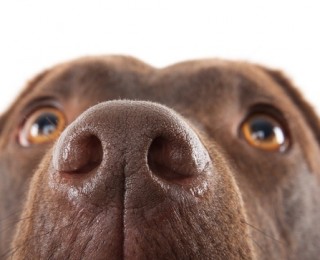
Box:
1 56 320 259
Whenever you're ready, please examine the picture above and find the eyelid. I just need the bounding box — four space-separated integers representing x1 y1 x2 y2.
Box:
244 104 287 122
18 97 63 125
19 97 63 120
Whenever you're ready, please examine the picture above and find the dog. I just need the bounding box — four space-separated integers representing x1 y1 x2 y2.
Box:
0 56 319 259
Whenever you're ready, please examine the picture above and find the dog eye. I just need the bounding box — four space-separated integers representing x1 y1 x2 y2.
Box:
19 108 66 147
241 114 289 152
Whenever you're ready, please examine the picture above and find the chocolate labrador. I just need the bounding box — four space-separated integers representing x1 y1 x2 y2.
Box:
0 56 319 259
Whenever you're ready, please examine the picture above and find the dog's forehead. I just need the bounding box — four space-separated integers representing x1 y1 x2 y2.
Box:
28 56 291 107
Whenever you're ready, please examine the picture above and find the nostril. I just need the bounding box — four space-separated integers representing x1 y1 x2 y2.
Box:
73 135 103 174
147 136 194 182
53 134 103 174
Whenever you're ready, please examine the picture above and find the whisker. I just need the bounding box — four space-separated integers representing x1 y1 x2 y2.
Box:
242 219 285 245
247 234 268 254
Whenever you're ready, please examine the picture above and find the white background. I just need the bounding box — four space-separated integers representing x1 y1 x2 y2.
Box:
0 0 319 113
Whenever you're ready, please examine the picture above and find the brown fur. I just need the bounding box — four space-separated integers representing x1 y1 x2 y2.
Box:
1 56 320 259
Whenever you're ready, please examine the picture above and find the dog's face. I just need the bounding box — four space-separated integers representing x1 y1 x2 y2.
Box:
1 56 320 259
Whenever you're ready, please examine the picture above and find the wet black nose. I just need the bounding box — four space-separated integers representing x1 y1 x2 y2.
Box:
52 101 212 208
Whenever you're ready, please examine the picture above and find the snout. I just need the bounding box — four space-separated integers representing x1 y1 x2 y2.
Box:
12 101 253 259
51 101 212 257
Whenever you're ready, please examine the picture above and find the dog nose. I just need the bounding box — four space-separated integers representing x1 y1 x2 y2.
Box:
52 101 212 206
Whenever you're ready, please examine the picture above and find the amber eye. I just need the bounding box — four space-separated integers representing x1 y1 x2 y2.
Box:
19 108 66 147
241 114 289 152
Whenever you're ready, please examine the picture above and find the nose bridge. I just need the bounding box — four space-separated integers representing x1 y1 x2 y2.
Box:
101 101 210 177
